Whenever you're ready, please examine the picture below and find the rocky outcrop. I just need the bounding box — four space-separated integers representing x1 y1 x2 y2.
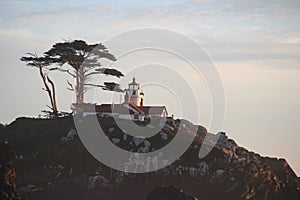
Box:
0 124 5 131
0 116 299 200
0 141 23 200
146 185 198 200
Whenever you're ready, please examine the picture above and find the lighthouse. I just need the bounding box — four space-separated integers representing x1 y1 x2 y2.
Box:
80 76 168 120
124 77 144 106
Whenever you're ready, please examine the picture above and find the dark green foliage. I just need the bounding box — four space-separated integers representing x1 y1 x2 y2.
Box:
43 39 124 104
44 40 115 69
21 39 124 116
95 68 124 78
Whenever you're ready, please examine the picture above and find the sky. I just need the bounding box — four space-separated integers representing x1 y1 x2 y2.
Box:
0 0 299 175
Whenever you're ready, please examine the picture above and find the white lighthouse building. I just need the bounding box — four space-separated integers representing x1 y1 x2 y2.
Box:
124 77 144 106
78 77 168 121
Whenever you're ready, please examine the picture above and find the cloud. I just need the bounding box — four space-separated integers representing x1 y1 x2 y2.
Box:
284 37 300 45
0 0 299 65
0 0 299 69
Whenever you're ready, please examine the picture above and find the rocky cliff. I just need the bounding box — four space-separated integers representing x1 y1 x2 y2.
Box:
0 116 299 200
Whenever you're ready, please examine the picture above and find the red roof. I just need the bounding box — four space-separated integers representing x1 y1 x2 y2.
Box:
73 103 167 115
139 106 168 116
128 102 145 114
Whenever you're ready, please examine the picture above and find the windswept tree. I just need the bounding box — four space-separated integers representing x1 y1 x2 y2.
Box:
44 40 124 104
20 53 59 116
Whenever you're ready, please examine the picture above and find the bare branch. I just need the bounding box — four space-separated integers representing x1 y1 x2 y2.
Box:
67 80 77 94
57 68 76 77
46 105 54 111
85 71 102 77
84 83 105 88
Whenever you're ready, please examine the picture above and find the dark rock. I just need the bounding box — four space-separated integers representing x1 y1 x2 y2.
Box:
146 185 198 200
0 140 23 200
0 116 299 200
0 123 5 131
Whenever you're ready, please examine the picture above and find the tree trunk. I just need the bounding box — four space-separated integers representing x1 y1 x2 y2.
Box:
39 66 57 113
47 76 58 114
76 68 85 104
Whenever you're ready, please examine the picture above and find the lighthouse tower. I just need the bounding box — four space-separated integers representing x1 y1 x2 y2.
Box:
124 77 144 106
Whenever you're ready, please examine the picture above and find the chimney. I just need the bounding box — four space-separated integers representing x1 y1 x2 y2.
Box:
124 90 129 103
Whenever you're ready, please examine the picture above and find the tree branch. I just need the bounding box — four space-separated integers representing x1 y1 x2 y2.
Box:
85 71 102 77
57 68 76 77
84 83 105 88
67 80 77 93
39 66 56 112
